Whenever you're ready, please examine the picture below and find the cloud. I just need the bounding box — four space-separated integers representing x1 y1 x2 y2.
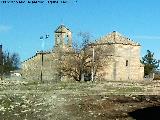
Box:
133 35 160 40
0 25 12 32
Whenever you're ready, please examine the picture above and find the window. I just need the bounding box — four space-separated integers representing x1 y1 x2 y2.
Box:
126 60 128 66
64 34 68 44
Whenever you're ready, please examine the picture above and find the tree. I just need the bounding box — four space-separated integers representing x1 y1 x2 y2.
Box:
142 50 159 76
59 32 113 81
0 51 20 76
58 32 91 81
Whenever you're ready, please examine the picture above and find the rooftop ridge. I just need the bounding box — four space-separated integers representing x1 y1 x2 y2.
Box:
22 50 51 63
96 31 140 46
55 24 71 33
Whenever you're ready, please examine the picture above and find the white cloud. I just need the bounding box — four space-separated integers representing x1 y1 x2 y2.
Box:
0 25 12 32
133 35 160 40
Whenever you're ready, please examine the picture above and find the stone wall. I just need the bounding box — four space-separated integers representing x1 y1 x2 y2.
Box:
21 52 58 81
21 50 76 82
21 26 144 81
93 43 143 81
113 44 143 80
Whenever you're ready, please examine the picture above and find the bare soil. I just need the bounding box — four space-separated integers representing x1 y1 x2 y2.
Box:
65 95 160 120
1 80 160 120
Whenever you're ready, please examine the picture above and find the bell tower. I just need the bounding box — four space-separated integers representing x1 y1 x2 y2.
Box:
54 25 72 49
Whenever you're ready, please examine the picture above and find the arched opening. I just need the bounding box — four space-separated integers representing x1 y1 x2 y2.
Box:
126 60 129 66
56 35 60 45
64 34 69 45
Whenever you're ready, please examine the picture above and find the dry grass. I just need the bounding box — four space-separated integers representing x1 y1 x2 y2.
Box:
0 79 160 119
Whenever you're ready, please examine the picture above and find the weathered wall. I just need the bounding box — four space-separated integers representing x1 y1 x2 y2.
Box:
92 44 115 80
113 44 143 80
21 26 144 81
94 43 144 81
21 52 58 81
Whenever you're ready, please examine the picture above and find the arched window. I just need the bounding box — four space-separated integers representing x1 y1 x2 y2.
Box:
64 34 69 44
126 60 128 66
57 35 60 44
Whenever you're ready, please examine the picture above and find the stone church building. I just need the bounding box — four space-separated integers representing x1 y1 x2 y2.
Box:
21 25 144 81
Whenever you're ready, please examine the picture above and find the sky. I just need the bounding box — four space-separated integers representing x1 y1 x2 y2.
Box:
0 0 160 62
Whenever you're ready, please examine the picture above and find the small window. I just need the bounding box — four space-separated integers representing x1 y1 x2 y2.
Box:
126 60 128 66
64 35 68 44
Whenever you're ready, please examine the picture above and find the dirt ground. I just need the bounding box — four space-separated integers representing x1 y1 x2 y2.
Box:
64 95 160 120
0 80 160 120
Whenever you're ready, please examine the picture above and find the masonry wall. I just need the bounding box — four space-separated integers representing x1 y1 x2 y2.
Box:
93 44 115 80
97 44 144 81
21 53 58 81
22 43 144 81
113 44 143 80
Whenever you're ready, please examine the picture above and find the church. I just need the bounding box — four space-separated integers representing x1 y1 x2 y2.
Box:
21 25 144 81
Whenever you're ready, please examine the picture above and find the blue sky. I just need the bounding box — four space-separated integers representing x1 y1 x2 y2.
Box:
0 0 160 61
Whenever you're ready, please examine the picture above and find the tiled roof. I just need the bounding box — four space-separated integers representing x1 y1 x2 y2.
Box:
55 25 71 33
96 31 140 46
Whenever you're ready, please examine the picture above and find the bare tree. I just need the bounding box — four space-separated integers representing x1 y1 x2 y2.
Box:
58 32 114 81
56 32 91 81
88 43 114 80
55 32 91 81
